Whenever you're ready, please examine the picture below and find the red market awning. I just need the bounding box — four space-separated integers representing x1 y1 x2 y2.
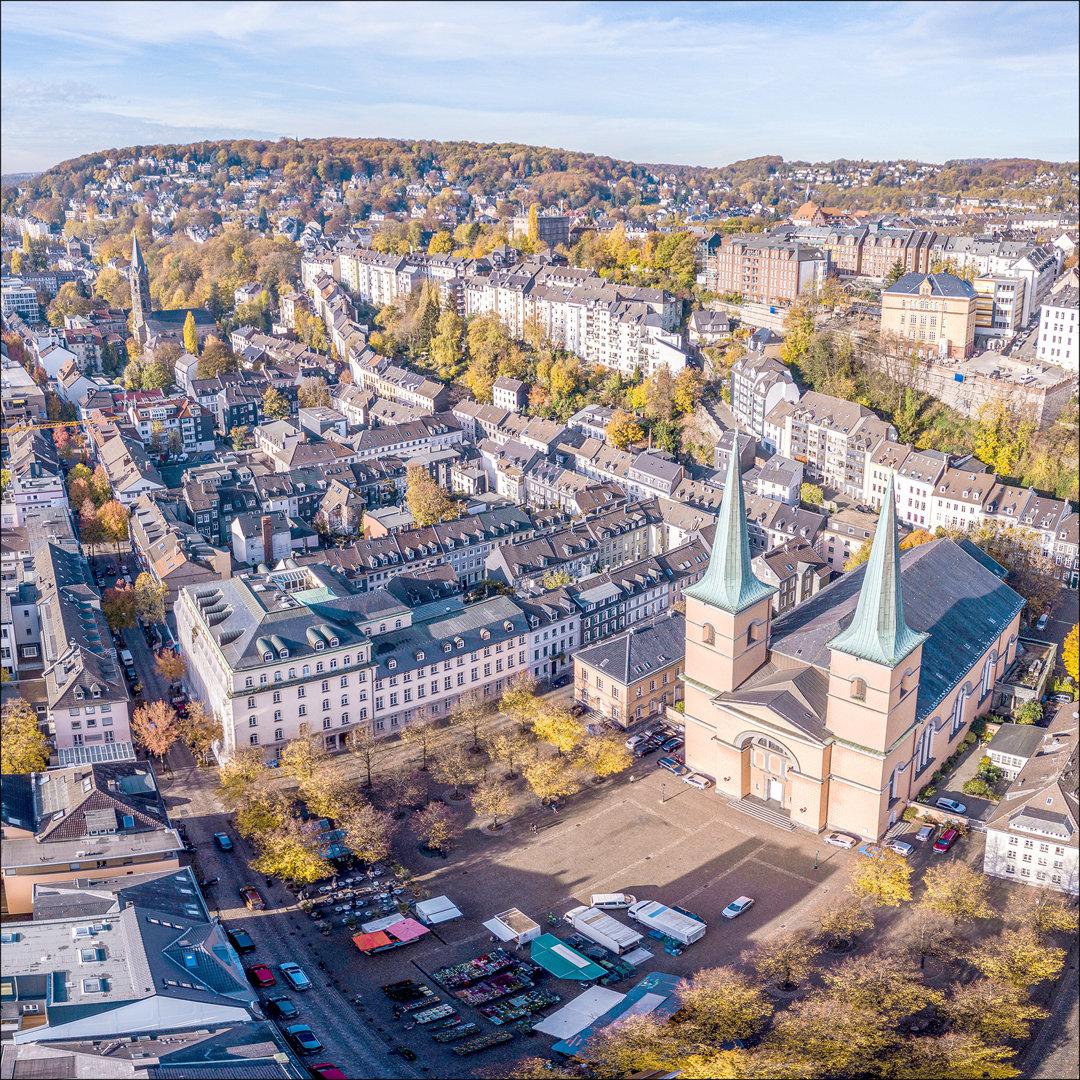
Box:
352 931 394 952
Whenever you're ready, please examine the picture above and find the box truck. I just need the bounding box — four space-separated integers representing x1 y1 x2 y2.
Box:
563 906 643 955
627 900 706 944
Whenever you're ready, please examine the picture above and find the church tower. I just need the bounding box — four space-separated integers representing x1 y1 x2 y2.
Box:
130 232 151 340
683 447 776 698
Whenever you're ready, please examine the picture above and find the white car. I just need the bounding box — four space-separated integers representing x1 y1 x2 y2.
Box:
682 773 712 790
824 831 860 849
935 798 967 815
883 840 914 857
915 825 936 843
722 896 755 919
625 733 647 750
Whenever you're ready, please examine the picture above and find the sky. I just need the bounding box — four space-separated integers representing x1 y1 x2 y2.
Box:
2 0 1077 175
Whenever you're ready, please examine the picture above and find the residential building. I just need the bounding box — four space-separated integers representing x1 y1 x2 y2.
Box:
753 455 803 505
1035 284 1078 372
751 538 830 616
575 612 685 728
730 353 801 443
492 376 527 412
1 280 41 321
973 275 1026 340
517 587 580 682
0 761 182 915
985 723 1047 781
681 459 1024 841
880 272 979 359
700 234 829 304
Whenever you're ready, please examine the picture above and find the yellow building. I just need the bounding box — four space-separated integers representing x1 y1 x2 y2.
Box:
880 272 978 359
681 454 1024 840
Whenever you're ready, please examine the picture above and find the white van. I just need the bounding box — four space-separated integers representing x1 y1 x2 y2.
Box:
590 893 636 910
119 649 134 667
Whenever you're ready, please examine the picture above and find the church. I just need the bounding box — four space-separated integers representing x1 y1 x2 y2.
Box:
681 451 1025 840
130 233 216 349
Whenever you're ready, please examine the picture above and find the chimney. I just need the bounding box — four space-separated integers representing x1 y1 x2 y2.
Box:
261 515 273 563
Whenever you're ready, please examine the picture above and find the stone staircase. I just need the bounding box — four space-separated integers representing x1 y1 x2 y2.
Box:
727 797 797 832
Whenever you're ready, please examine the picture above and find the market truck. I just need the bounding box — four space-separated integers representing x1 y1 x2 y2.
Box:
627 900 706 944
563 906 643 955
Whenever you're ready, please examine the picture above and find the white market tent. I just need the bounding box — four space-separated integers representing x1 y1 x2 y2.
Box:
531 986 626 1039
413 895 463 925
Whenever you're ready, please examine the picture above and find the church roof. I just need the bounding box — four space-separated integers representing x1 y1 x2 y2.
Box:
724 663 830 740
769 539 1025 723
684 446 775 614
827 475 927 668
131 231 147 273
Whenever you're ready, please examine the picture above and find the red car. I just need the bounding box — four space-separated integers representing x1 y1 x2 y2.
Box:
933 828 959 853
246 964 276 987
240 885 265 910
309 1066 348 1080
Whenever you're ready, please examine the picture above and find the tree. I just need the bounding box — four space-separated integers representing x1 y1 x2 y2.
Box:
262 386 290 419
884 259 906 286
449 689 493 751
234 789 291 841
574 734 632 781
942 978 1047 1043
1014 699 1043 725
405 466 457 526
899 528 936 550
252 822 333 885
524 756 578 805
820 951 940 1021
489 728 531 779
90 465 113 506
672 966 773 1046
280 724 330 789
432 744 479 798
411 800 461 854
919 861 993 924
672 368 705 415
896 1031 1020 1080
766 996 893 1077
217 746 267 800
605 409 644 450
974 396 1034 477
1 698 50 774
584 1015 678 1078
346 726 383 788
1007 887 1080 937
99 500 129 556
131 700 180 765
297 376 331 408
964 521 1058 618
503 1059 578 1080
177 700 222 765
818 899 874 950
847 848 913 906
500 671 539 733
1063 623 1079 681
471 778 514 828
79 500 108 560
155 651 187 683
800 482 825 506
134 573 165 625
845 540 872 571
183 310 198 355
378 768 426 818
428 230 454 254
339 800 395 863
102 584 139 632
229 425 250 451
400 711 438 769
971 926 1066 988
530 701 584 756
748 930 819 990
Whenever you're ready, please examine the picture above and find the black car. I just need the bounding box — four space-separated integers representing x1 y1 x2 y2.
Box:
266 995 299 1020
395 1047 417 1062
226 928 256 954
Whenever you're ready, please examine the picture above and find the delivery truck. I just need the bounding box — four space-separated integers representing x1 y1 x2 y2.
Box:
563 906 643 955
627 900 707 945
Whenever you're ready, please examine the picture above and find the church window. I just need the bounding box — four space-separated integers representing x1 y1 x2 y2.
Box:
850 677 866 701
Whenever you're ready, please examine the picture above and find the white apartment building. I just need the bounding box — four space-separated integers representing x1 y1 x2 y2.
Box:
1036 285 1078 372
730 353 801 443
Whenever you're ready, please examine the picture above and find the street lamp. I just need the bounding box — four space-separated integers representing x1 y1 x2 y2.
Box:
660 783 666 804
814 849 819 871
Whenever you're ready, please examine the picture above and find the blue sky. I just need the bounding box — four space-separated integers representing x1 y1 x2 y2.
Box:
2 1 1077 174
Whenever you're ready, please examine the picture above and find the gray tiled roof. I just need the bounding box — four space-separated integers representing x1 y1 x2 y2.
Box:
574 611 685 685
884 272 977 298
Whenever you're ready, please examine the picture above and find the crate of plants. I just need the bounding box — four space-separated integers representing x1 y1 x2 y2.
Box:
432 950 515 989
480 987 559 1025
454 970 535 1007
432 1023 481 1043
400 987 439 1011
431 1015 464 1031
451 1031 515 1056
412 1002 457 1025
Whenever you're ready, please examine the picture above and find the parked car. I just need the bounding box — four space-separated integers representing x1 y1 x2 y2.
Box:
246 964 275 988
284 1024 323 1054
722 896 755 919
658 756 688 776
682 773 712 790
825 831 860 849
933 828 960 853
239 885 265 910
634 739 661 757
279 962 312 991
395 1047 417 1061
915 824 936 843
935 798 967 814
569 703 588 718
266 994 299 1019
226 928 255 954
661 736 684 752
309 1067 348 1080
883 839 914 857
1050 692 1074 704
1036 612 1049 630
625 733 647 750
213 832 233 852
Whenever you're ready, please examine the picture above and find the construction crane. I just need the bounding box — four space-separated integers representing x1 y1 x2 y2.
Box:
0 419 84 435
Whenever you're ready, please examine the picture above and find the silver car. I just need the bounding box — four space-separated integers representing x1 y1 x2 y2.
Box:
824 831 860 849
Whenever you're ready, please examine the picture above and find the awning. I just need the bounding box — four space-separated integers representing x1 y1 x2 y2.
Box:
352 930 393 952
414 895 463 925
387 918 429 943
482 918 517 942
531 986 626 1038
529 933 607 981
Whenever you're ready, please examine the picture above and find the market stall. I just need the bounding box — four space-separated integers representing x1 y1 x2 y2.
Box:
482 907 540 946
529 933 608 982
414 895 463 926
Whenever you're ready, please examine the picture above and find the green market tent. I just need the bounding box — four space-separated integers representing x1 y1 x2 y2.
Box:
529 933 607 981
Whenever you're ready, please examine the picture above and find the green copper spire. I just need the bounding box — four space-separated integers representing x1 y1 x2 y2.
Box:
828 473 928 667
685 438 775 614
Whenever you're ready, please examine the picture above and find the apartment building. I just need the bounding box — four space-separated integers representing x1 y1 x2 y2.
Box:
730 352 801 443
751 538 830 616
517 587 580 682
973 275 1026 339
928 466 999 533
575 612 685 728
880 272 979 360
1036 284 1078 372
700 234 829 304
349 348 451 411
